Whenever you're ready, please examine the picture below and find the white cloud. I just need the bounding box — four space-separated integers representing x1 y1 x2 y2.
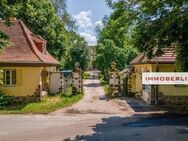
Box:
95 20 104 29
74 10 93 29
79 32 97 46
74 10 98 46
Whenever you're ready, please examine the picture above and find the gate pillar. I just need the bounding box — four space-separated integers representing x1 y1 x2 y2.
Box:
72 62 83 94
109 62 120 98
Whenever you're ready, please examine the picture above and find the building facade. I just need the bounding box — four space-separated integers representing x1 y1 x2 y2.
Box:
0 18 60 102
121 48 188 105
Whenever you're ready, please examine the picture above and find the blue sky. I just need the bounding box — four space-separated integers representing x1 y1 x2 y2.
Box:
67 0 112 46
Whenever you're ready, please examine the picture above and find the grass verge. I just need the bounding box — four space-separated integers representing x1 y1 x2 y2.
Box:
0 94 83 114
83 72 90 79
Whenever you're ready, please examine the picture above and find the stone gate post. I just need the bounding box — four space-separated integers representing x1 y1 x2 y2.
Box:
72 62 83 94
109 62 120 98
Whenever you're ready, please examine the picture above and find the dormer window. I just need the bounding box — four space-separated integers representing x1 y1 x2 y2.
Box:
35 41 44 53
32 35 47 54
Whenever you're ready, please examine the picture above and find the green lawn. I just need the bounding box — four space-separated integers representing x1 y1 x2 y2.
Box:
83 72 90 79
0 94 83 114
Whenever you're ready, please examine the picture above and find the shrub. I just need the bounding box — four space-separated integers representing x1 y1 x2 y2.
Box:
0 92 11 108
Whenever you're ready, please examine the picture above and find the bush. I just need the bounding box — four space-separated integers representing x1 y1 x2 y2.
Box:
182 103 188 111
0 92 11 108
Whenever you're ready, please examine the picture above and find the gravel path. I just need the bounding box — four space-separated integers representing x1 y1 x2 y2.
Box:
52 70 131 116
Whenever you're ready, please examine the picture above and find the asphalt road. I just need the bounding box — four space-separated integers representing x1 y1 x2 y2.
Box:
0 114 188 141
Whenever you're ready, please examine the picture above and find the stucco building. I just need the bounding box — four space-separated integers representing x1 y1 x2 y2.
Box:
121 48 188 105
0 18 60 102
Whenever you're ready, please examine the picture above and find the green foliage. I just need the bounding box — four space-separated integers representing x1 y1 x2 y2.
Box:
50 0 77 31
62 33 89 70
95 1 138 76
50 0 67 16
0 0 11 50
99 76 109 95
16 0 68 61
0 94 83 114
0 0 88 70
0 30 9 50
95 40 137 78
97 0 188 73
114 0 188 71
83 72 90 79
0 92 11 108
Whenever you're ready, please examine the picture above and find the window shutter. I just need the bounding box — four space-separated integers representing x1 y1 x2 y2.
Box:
16 70 22 86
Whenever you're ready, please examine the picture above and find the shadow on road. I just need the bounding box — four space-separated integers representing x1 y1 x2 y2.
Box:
62 114 188 141
83 83 102 88
118 97 162 113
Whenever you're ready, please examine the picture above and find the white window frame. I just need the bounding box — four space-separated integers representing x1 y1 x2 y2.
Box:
4 70 16 86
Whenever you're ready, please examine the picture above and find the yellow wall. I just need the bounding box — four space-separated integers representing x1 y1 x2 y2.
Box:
128 73 136 93
157 64 188 96
0 67 56 97
133 63 188 97
134 64 153 94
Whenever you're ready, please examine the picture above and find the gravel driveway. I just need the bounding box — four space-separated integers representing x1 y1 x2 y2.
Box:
53 70 131 116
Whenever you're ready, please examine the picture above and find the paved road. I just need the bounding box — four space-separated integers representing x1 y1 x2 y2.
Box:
0 70 188 141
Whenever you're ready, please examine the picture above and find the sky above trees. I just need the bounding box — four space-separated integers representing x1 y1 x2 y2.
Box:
67 0 113 46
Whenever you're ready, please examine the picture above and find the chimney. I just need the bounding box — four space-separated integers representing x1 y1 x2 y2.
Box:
9 17 17 21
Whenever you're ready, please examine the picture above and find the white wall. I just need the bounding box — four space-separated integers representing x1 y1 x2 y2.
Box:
49 72 64 94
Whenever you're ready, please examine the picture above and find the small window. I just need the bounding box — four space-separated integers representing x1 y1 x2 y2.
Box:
3 70 16 86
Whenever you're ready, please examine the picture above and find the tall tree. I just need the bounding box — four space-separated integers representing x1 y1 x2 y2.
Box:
62 32 89 70
132 0 188 71
50 0 67 16
0 0 88 70
95 0 138 76
50 0 77 31
0 0 13 49
97 0 188 73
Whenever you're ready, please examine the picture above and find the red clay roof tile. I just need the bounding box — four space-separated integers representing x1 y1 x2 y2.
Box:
0 19 60 65
130 48 176 64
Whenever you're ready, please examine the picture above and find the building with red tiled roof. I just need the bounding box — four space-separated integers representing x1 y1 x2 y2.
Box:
0 18 60 66
121 48 188 105
0 18 60 101
130 48 176 65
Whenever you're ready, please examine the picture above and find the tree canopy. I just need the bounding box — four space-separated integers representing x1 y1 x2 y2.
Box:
0 0 89 70
95 0 188 75
95 0 138 76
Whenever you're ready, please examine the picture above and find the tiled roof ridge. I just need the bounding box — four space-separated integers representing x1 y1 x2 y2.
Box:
0 18 59 65
130 48 176 64
18 20 44 62
31 33 47 42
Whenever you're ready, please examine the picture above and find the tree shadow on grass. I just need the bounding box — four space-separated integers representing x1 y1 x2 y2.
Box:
62 114 188 141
